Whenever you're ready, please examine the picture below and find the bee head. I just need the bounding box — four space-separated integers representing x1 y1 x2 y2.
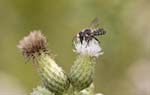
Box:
82 29 92 35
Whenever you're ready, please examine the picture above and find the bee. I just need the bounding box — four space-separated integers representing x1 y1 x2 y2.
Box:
74 18 106 45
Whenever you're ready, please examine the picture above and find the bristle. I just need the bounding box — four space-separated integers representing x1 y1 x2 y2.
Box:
17 30 48 60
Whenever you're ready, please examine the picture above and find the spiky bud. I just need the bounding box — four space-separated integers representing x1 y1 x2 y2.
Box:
69 36 103 91
17 31 69 94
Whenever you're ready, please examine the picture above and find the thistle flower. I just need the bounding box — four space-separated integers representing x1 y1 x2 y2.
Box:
17 31 48 61
69 33 104 91
73 38 103 57
17 31 69 94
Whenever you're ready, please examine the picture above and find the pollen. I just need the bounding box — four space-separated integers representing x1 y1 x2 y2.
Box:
17 30 48 60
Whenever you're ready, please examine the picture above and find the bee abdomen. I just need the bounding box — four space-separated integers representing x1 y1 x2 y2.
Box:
94 28 106 35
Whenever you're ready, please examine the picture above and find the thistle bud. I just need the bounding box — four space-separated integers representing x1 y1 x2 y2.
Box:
69 36 103 91
17 31 69 94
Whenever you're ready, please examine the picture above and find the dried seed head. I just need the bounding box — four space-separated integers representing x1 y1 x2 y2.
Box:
18 31 69 94
17 30 48 60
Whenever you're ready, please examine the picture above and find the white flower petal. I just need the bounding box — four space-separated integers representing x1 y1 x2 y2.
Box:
74 37 103 57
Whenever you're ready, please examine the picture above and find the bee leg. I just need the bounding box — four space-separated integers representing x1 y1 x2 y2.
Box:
80 38 83 44
86 37 92 47
86 40 90 47
93 36 100 43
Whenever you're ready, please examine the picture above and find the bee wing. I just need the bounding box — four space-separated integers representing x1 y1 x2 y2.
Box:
89 17 100 29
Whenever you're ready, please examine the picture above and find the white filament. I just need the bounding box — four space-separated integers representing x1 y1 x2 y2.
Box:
73 38 103 57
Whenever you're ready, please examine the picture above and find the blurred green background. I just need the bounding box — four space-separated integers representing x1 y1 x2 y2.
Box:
0 0 149 95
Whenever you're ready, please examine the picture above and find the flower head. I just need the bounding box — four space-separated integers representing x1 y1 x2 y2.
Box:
73 36 103 57
17 30 48 60
18 31 69 94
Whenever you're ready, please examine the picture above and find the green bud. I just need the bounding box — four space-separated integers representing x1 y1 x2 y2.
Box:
18 31 69 94
70 32 104 91
69 54 95 91
36 53 69 94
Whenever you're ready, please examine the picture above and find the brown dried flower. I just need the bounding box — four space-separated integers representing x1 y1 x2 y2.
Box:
17 31 48 60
